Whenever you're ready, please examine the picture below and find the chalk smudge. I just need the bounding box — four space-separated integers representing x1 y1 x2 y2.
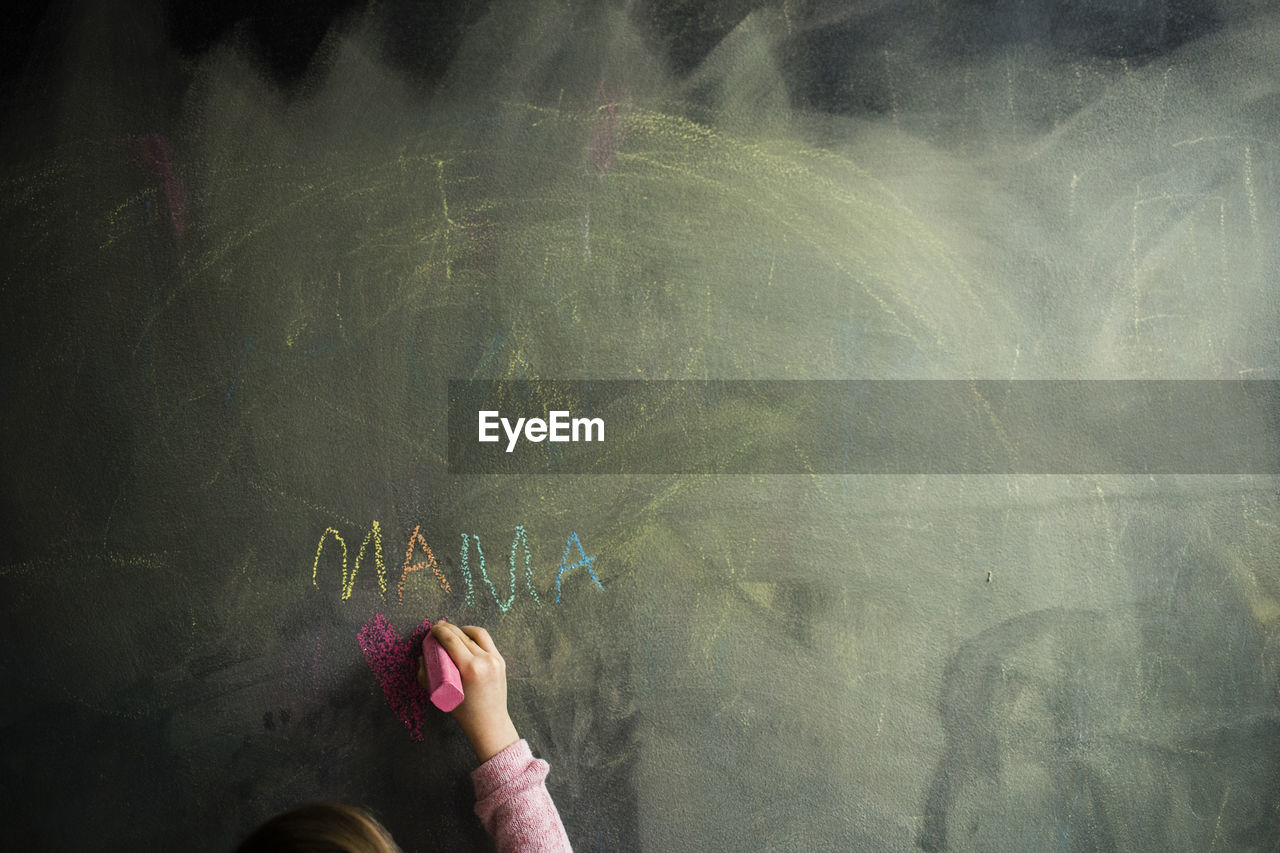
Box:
589 82 627 173
132 133 188 246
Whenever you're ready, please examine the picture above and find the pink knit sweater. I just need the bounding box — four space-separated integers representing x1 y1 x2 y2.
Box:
471 740 573 852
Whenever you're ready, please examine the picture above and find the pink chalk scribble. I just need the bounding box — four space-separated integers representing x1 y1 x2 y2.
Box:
461 213 500 275
357 613 436 741
132 133 188 246
589 83 628 174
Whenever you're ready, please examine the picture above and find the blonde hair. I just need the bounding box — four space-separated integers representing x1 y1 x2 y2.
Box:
235 803 403 853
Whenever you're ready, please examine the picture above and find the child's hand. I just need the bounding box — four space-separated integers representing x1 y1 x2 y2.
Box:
422 621 521 763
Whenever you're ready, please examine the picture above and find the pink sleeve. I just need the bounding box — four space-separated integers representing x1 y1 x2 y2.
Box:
471 739 573 852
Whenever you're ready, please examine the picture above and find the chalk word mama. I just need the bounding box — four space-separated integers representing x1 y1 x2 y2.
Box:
478 410 604 452
312 522 603 609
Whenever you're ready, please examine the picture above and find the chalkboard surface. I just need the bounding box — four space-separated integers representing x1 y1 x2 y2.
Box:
2 1 1278 850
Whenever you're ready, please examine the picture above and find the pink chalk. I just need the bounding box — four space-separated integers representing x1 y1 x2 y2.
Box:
422 630 465 713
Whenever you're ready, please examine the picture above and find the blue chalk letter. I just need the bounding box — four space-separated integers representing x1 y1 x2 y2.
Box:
553 532 603 604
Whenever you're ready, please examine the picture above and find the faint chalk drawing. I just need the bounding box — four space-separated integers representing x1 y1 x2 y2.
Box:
918 608 1279 851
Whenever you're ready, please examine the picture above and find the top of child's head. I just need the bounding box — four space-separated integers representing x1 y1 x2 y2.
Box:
235 803 402 853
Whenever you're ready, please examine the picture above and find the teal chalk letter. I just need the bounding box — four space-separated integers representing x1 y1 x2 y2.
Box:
553 532 603 604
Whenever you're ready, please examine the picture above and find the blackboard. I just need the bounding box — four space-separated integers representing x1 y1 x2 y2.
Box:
2 1 1278 850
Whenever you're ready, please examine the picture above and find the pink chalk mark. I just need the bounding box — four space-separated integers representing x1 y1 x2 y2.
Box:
310 635 325 698
133 133 188 246
357 614 437 741
590 83 628 174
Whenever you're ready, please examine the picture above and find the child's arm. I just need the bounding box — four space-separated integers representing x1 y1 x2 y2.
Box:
426 621 573 852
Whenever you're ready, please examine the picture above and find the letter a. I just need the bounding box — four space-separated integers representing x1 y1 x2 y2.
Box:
554 532 603 604
400 524 450 605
